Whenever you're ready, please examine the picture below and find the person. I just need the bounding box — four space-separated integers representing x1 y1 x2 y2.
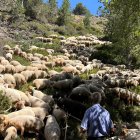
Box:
80 92 114 140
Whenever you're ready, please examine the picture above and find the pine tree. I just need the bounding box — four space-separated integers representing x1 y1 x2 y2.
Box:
73 3 88 15
48 0 58 23
57 0 71 26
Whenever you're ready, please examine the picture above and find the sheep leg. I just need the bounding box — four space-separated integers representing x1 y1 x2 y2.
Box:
20 126 25 140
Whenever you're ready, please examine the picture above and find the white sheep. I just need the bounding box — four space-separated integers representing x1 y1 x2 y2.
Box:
2 126 17 140
3 74 16 88
15 65 26 73
44 115 61 140
25 92 51 111
10 60 21 66
33 79 53 89
34 70 47 79
2 115 44 138
1 59 10 65
0 65 5 73
21 70 35 81
5 65 16 74
13 73 26 88
5 53 12 61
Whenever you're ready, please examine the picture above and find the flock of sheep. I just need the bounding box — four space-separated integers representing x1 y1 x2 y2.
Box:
0 34 140 140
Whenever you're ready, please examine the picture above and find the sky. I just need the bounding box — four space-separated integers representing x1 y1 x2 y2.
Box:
45 0 103 15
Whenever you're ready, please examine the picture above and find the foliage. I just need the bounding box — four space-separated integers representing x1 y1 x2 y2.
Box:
47 0 58 23
73 3 89 15
99 0 140 68
13 55 31 66
19 82 33 92
57 0 71 26
0 91 12 113
83 12 91 28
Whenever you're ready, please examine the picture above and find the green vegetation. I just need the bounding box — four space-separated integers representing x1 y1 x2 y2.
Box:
19 82 33 92
0 91 12 113
30 49 49 56
73 3 89 15
130 86 140 95
80 68 99 79
57 0 71 26
99 0 140 68
13 55 31 66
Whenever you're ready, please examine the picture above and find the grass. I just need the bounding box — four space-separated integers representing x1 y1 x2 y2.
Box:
130 85 140 94
19 82 33 92
80 68 99 79
13 55 31 66
0 90 12 113
30 49 49 56
53 66 63 72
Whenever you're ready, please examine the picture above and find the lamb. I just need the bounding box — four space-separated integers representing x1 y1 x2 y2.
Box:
44 115 61 140
1 115 44 139
1 126 17 140
33 79 53 89
13 73 26 89
3 74 16 88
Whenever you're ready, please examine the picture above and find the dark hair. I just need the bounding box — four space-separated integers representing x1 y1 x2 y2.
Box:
91 92 102 104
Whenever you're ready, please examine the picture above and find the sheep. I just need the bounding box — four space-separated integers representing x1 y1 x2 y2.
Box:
15 65 26 73
62 65 80 75
6 108 35 118
1 60 10 65
3 45 11 51
21 70 35 81
0 65 5 73
44 115 61 140
14 101 49 121
25 92 51 111
69 86 91 103
3 74 16 88
13 45 22 55
28 87 54 106
5 65 15 74
33 79 53 89
10 60 21 66
1 126 17 140
34 70 47 79
53 79 73 91
52 105 66 122
48 70 59 77
56 98 87 119
13 73 26 89
20 51 27 59
2 115 44 139
31 63 48 71
1 87 21 104
5 53 12 61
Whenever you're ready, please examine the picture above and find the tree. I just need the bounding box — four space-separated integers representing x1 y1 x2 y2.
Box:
24 0 43 19
57 0 71 26
73 3 89 15
83 12 91 28
47 0 58 23
99 0 140 68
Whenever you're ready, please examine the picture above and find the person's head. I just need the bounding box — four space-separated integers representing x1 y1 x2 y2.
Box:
91 92 102 104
